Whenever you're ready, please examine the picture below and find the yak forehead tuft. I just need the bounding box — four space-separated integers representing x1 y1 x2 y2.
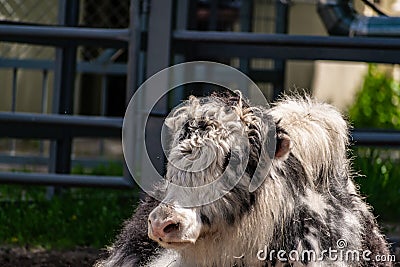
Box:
165 97 250 187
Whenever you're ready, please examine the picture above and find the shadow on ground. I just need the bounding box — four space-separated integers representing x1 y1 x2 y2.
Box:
0 246 103 267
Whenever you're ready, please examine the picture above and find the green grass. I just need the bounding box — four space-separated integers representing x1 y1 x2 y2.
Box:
0 153 398 249
347 64 400 232
353 148 400 222
0 163 138 249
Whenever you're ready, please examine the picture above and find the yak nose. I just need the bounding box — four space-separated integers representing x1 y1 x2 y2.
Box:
149 219 181 240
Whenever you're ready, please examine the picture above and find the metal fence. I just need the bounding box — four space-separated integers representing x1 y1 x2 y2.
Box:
0 0 139 188
0 0 399 189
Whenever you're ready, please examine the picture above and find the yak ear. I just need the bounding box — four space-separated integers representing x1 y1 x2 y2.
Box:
275 132 291 160
164 115 185 132
164 96 198 131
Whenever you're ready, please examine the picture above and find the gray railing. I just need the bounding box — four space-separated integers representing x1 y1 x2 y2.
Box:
0 0 140 188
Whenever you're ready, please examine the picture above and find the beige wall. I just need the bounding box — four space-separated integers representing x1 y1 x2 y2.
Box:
0 54 56 114
313 61 368 109
0 1 57 113
283 1 382 110
0 68 54 113
285 1 368 111
285 3 327 91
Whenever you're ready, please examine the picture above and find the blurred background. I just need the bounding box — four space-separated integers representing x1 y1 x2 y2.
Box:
0 0 399 265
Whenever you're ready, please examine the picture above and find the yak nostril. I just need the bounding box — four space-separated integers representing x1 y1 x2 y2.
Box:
163 222 180 234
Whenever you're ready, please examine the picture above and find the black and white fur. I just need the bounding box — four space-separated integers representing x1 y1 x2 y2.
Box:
95 92 391 267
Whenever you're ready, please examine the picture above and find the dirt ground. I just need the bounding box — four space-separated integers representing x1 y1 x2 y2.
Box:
1 244 399 266
0 246 104 267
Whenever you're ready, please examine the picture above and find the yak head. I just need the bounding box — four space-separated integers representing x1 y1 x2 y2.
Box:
147 91 291 249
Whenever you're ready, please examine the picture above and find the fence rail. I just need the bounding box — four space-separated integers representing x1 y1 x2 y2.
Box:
0 112 122 139
0 172 132 188
0 58 128 74
0 24 129 47
352 130 400 147
173 30 400 64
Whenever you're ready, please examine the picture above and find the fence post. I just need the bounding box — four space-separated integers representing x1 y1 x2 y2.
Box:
49 0 79 177
273 0 289 100
123 0 142 191
144 0 173 174
128 0 173 200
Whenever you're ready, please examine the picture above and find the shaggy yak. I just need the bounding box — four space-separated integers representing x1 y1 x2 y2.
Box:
96 92 392 267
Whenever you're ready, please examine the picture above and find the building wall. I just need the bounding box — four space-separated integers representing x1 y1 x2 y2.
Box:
248 0 370 110
285 2 328 91
0 0 396 113
0 1 57 113
290 0 398 110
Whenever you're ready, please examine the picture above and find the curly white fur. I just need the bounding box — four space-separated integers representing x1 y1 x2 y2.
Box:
96 92 391 267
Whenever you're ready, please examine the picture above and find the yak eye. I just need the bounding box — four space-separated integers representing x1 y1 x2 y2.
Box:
178 121 191 141
178 120 210 142
197 120 208 131
200 212 211 226
222 150 231 170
